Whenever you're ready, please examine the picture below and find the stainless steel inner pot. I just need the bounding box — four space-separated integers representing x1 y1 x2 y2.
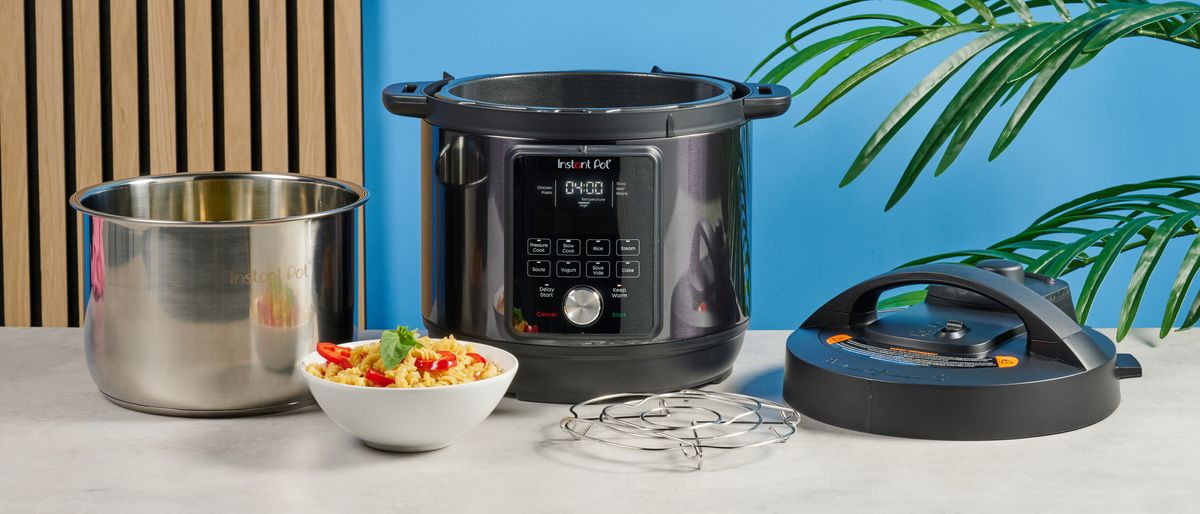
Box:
70 172 368 417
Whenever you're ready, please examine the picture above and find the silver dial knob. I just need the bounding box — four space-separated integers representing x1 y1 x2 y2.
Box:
563 286 603 327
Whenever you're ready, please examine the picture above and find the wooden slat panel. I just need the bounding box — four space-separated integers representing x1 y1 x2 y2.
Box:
334 0 364 328
259 0 288 171
111 0 139 179
296 0 323 176
185 0 214 171
0 0 31 326
146 0 175 174
73 0 103 191
222 0 252 171
36 0 69 326
74 0 103 322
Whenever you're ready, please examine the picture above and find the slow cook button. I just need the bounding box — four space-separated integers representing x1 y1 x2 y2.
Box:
557 239 581 256
586 261 610 278
616 239 641 256
616 260 640 278
527 238 551 255
556 260 581 278
527 260 551 277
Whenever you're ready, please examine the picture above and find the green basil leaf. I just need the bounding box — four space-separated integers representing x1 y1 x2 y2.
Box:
380 326 422 369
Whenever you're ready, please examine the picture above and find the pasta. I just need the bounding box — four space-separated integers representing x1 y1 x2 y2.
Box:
307 334 502 388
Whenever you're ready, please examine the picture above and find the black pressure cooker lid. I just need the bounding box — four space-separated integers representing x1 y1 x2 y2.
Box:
382 67 791 139
783 260 1143 440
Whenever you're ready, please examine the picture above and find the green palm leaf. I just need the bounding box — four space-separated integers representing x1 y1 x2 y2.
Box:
758 0 1199 209
759 2 1200 339
888 179 1200 340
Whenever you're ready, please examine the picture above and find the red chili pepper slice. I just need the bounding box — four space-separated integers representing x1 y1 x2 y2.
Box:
316 342 351 368
365 369 395 387
466 352 487 365
414 350 458 371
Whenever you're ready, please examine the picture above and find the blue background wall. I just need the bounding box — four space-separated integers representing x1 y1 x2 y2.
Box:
362 0 1199 331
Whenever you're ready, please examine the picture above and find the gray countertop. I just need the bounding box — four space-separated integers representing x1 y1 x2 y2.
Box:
2 327 1197 513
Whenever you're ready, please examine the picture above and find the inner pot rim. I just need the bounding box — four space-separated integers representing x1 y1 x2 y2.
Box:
69 171 370 227
434 71 737 112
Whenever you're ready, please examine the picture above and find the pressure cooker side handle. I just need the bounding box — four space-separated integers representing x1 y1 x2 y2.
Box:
741 82 792 120
800 263 1110 371
382 81 436 118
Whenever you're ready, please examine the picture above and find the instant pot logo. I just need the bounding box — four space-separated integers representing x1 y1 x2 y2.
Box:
229 263 312 285
557 158 613 170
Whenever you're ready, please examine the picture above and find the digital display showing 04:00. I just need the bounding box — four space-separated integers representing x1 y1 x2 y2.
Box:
562 180 605 196
554 177 611 209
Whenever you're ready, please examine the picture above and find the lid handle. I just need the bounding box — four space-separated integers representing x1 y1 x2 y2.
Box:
801 263 1109 370
742 82 792 120
382 81 436 118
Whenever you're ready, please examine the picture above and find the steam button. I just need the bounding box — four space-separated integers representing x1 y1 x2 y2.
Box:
616 239 641 256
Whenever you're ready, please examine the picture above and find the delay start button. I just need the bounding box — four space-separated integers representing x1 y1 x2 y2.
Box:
563 286 603 327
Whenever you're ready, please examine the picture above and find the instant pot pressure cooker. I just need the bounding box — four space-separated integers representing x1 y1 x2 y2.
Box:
383 68 790 402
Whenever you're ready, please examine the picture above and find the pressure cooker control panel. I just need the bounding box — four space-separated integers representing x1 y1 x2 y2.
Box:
508 147 660 339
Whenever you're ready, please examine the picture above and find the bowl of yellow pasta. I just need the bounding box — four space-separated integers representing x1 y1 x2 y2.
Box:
301 327 518 452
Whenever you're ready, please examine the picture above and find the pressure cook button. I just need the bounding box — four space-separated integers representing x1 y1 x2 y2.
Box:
586 239 610 256
586 261 610 278
556 260 581 278
527 238 551 255
557 239 581 256
527 260 551 277
616 239 641 256
563 286 603 327
616 261 640 278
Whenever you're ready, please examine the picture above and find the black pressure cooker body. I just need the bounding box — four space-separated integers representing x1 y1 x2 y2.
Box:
383 69 790 402
784 260 1142 440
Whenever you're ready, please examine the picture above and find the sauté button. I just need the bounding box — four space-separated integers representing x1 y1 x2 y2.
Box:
586 261 611 278
556 260 581 278
616 239 641 256
527 260 551 277
586 239 611 256
527 238 551 256
557 239 581 256
616 260 640 278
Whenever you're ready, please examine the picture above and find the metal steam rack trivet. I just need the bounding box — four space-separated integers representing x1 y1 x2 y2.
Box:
559 389 800 470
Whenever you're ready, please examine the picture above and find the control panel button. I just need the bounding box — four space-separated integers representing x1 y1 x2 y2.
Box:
616 239 641 256
586 261 611 278
527 238 551 256
556 261 581 278
586 239 611 256
563 286 603 327
616 260 640 278
557 239 581 256
527 260 551 277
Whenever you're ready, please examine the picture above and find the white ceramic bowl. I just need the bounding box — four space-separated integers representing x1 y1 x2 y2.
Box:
301 339 518 452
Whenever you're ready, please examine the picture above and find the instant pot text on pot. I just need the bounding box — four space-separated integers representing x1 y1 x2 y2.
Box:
229 263 313 285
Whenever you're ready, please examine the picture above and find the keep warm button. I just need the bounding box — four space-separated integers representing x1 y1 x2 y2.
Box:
616 260 640 278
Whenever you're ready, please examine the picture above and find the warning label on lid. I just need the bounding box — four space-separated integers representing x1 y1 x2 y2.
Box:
824 334 1018 369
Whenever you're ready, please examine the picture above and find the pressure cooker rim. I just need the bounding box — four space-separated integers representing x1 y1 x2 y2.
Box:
382 68 792 140
70 171 370 227
434 71 738 112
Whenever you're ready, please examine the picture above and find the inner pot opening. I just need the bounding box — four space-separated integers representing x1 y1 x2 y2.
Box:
73 173 366 223
441 72 730 110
